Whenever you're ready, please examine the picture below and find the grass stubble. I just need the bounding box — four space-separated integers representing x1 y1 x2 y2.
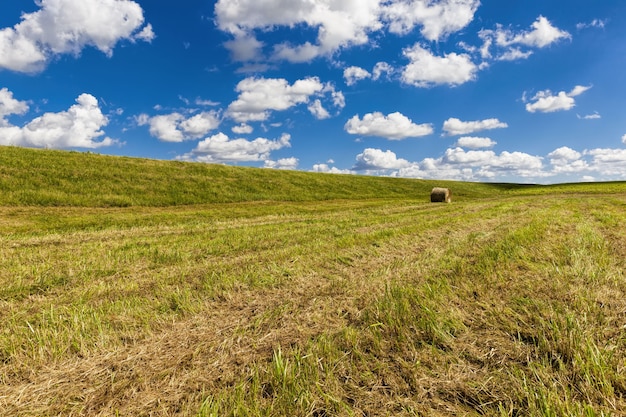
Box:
0 188 625 415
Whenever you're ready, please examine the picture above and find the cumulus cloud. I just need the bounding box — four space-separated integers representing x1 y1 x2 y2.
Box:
232 123 254 134
179 132 291 163
215 0 383 63
308 99 330 120
479 16 570 62
215 0 481 64
547 146 588 173
139 111 221 142
331 143 626 182
344 66 371 86
443 117 508 136
525 85 591 113
577 112 601 120
350 146 545 180
455 136 496 149
372 62 394 80
548 146 581 162
353 148 411 171
384 0 480 41
345 111 433 140
0 87 29 119
0 93 117 149
0 0 153 73
582 148 626 177
401 43 477 87
312 163 354 174
264 157 299 170
493 16 570 48
227 76 343 123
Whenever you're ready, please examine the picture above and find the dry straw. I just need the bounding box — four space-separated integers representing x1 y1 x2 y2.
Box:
430 187 451 203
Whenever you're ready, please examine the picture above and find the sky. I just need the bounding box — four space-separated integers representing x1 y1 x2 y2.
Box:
1 0 626 184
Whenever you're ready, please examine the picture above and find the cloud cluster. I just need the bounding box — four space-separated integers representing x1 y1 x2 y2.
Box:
401 43 477 87
443 117 508 136
137 111 221 142
384 0 480 41
0 0 153 73
344 111 433 140
0 91 117 149
0 88 29 118
340 140 626 183
227 76 344 122
455 136 496 149
343 62 394 85
524 85 591 113
215 1 572 93
215 0 480 63
178 132 291 163
479 16 571 61
348 146 544 180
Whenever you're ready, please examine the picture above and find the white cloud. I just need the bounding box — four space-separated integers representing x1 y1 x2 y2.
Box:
576 19 607 30
497 47 533 61
455 136 496 149
401 43 477 87
525 85 591 113
353 148 411 171
232 123 254 134
622 134 626 145
442 117 508 136
144 111 221 142
215 0 383 63
196 98 220 107
577 112 601 120
134 23 155 42
0 93 117 149
344 143 626 182
308 99 330 120
372 62 394 80
264 157 299 170
0 0 153 73
215 0 482 64
353 146 545 180
224 35 265 62
0 88 29 119
493 16 570 48
548 146 582 162
582 148 626 177
479 16 570 62
384 0 480 41
345 111 433 140
179 132 291 163
180 112 222 138
547 146 588 173
312 163 354 174
344 66 371 86
227 76 343 123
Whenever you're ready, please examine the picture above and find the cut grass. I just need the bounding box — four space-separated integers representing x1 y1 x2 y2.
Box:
1 146 626 416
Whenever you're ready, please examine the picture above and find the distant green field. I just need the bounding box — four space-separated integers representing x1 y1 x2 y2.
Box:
3 146 626 207
1 146 625 416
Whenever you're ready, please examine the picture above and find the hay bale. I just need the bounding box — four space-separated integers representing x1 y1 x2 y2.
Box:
430 187 451 203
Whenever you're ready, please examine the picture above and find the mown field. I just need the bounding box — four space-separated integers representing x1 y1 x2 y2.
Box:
1 147 625 416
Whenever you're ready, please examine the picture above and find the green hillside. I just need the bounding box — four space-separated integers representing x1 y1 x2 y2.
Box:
4 146 623 207
2 145 626 416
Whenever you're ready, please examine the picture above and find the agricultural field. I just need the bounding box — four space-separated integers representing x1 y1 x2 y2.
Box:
1 147 625 416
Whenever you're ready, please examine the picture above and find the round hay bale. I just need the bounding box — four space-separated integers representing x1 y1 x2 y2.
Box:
430 187 451 203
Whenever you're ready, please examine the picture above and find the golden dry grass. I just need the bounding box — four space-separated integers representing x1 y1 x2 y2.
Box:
1 192 625 416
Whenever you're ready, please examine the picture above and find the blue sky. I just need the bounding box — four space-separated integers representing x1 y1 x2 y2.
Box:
1 0 625 183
